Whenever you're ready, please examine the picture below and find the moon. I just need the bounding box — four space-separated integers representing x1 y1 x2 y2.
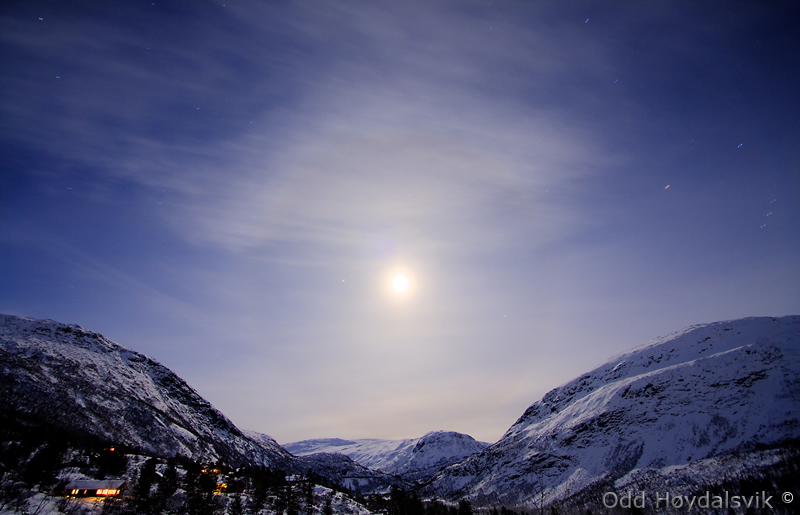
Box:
392 275 410 292
383 266 416 302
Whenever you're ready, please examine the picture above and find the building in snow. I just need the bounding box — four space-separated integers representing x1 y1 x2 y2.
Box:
65 480 127 497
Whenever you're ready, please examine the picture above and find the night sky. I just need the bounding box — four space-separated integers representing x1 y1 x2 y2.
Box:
1 0 798 444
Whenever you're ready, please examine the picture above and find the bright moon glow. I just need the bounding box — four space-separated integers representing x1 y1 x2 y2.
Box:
392 275 409 292
383 266 416 302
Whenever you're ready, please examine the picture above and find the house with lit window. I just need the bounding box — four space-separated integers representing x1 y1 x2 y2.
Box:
65 480 127 497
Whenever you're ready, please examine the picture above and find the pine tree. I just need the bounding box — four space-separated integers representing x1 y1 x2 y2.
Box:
21 442 64 488
132 457 158 514
286 483 300 515
155 458 178 509
303 480 315 515
408 491 424 515
96 446 127 478
388 485 407 515
274 481 289 515
229 493 245 515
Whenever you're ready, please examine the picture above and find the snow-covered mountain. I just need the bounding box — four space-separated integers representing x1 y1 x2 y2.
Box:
0 314 412 495
0 314 294 470
285 431 490 482
5 312 798 510
243 430 405 494
284 437 417 472
424 316 800 508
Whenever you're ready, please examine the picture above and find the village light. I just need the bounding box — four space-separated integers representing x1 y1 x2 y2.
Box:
65 480 126 498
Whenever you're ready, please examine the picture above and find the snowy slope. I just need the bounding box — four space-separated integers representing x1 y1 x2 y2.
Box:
295 453 409 493
284 437 418 471
248 431 409 493
285 431 490 482
392 431 492 482
0 314 295 469
424 316 800 507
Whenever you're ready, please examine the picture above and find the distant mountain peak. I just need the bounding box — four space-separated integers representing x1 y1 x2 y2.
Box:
285 430 490 482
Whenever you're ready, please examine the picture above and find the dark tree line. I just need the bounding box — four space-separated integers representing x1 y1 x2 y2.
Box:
0 417 134 513
365 486 475 515
118 458 307 515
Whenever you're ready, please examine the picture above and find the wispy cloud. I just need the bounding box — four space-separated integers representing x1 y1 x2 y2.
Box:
2 0 623 264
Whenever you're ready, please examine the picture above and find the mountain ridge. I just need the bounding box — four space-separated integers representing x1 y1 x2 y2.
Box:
3 312 798 511
0 313 294 470
423 316 800 508
285 431 490 483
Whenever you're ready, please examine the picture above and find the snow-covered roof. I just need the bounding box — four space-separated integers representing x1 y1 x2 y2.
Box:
65 480 126 490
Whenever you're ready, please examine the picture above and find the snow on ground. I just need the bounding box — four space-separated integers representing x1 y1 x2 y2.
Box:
425 316 800 508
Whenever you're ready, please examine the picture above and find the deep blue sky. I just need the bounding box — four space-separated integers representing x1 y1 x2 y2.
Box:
2 0 798 443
